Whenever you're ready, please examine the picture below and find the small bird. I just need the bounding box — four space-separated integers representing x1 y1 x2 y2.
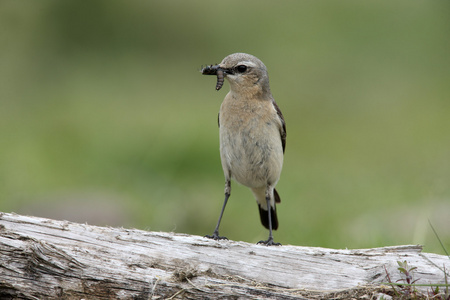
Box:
201 53 286 246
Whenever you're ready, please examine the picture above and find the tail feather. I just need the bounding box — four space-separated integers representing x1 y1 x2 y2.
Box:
258 204 278 230
274 188 281 203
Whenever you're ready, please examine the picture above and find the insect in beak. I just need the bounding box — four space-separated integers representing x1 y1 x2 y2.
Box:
201 64 226 91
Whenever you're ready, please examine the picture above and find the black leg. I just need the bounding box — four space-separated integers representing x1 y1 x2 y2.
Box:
205 180 230 241
257 191 281 246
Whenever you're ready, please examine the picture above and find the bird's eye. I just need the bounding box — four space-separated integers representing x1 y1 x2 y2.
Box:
236 65 247 73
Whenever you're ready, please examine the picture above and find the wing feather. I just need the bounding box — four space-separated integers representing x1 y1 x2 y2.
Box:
272 100 286 153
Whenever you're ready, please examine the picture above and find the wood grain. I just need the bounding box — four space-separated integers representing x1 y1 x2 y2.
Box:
0 212 448 299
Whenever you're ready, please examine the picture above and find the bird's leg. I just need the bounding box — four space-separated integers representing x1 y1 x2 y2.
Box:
258 188 281 246
205 179 230 241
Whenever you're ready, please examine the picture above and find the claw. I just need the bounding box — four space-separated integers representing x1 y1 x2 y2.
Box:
257 237 281 246
205 233 228 241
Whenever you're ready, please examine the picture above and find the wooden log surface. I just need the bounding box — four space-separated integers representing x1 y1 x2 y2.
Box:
0 212 449 299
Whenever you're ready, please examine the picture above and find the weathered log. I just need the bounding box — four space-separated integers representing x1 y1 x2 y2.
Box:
0 212 448 299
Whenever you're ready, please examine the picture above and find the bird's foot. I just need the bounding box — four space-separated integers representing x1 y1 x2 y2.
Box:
205 232 228 241
257 237 281 246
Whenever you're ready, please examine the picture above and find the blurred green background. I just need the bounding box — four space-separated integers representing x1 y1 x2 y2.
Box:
1 1 449 254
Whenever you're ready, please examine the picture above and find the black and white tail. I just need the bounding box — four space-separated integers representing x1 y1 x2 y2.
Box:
258 188 280 230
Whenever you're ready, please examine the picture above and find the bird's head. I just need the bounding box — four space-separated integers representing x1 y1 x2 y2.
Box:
202 53 271 97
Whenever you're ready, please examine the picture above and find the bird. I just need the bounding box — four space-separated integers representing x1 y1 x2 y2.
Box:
201 53 286 246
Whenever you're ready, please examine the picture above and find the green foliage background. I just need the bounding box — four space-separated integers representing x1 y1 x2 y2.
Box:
1 1 449 253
